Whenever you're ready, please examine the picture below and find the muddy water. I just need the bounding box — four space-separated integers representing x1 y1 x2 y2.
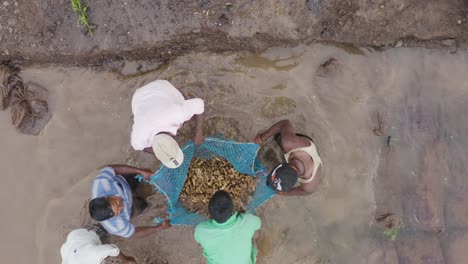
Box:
2 44 468 263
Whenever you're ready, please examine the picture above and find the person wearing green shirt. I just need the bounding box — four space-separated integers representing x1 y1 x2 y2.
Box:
194 190 262 264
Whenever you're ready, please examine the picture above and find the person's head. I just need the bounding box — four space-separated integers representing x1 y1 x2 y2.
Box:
152 133 184 169
89 196 124 221
267 163 298 192
208 190 233 223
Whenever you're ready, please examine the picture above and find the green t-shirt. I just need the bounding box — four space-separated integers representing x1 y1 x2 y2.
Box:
194 212 262 264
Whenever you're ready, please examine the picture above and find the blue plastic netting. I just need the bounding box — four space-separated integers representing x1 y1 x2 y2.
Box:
142 137 275 226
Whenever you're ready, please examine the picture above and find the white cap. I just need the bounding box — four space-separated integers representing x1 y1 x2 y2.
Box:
61 229 119 264
152 133 184 169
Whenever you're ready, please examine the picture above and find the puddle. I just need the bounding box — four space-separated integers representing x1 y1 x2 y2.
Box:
320 40 367 56
234 53 300 71
3 44 468 263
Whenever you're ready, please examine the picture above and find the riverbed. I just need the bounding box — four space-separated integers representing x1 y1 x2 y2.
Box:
2 43 467 263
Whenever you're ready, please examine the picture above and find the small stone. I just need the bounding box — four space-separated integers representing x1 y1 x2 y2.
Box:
380 5 384 8
3 1 9 6
457 19 462 24
8 27 13 33
395 40 403 48
13 8 18 14
441 38 457 47
55 20 62 26
7 18 16 26
14 1 17 6
4 49 9 55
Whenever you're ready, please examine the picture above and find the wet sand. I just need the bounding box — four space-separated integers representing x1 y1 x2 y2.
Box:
1 44 468 263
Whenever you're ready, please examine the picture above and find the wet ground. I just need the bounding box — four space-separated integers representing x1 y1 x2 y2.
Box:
1 43 468 263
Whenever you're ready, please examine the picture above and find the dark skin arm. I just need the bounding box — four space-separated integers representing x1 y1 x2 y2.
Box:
277 185 314 196
143 147 154 154
193 113 205 145
142 113 204 149
111 252 137 264
254 119 309 152
109 165 154 181
256 120 319 196
133 220 171 238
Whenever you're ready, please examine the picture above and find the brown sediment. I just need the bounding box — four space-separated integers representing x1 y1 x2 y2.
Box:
10 83 47 126
10 82 50 135
0 62 22 110
316 57 339 77
375 212 398 229
179 157 257 216
395 234 445 264
13 44 468 263
0 62 50 134
373 112 385 136
406 140 448 233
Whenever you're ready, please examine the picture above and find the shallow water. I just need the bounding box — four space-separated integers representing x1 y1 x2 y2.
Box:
2 44 468 263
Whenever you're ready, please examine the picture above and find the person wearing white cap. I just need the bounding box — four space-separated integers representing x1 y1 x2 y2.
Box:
60 226 136 264
131 80 205 168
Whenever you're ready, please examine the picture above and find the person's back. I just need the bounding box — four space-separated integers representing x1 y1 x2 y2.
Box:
194 191 261 264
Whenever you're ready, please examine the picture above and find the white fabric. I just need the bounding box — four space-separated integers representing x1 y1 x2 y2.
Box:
61 229 120 264
152 133 184 168
284 140 322 184
131 80 205 150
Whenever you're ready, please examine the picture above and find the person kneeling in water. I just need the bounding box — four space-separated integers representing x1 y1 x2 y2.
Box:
255 119 322 196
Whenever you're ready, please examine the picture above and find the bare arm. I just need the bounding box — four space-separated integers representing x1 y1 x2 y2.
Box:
143 147 154 154
255 120 295 144
193 113 205 145
277 185 313 196
109 165 153 180
133 220 171 238
113 252 136 264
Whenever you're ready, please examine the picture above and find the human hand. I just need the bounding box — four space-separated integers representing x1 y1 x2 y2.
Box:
193 133 205 146
138 169 154 181
254 133 265 145
160 220 172 229
123 256 137 264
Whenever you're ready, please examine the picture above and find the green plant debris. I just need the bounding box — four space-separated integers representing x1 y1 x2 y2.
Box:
383 223 402 241
71 0 93 36
386 136 397 147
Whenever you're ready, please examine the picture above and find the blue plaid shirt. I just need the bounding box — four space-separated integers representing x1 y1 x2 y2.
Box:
91 167 135 238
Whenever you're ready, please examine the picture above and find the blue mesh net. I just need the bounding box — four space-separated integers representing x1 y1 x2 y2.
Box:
141 137 276 226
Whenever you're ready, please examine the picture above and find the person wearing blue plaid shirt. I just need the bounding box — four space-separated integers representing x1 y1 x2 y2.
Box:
89 165 171 238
